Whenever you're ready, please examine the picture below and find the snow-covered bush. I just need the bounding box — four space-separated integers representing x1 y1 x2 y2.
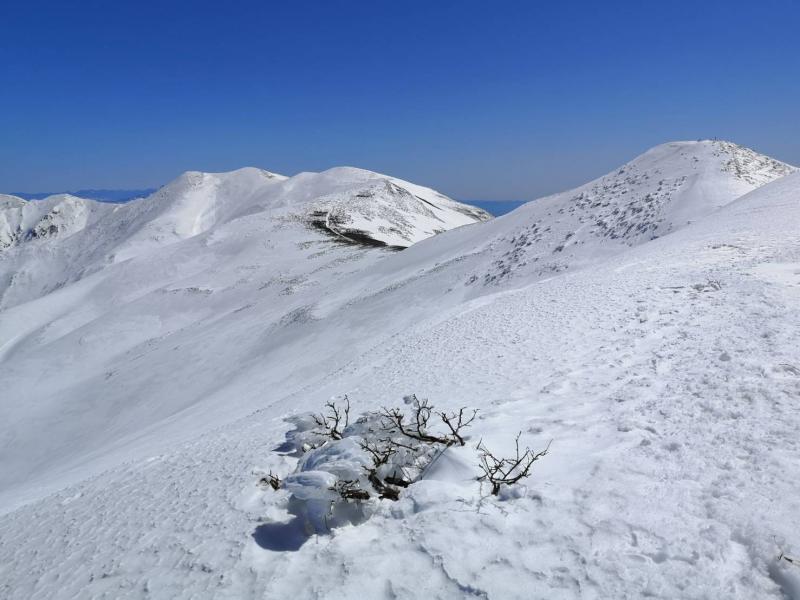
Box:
268 395 477 533
263 395 549 533
282 437 374 532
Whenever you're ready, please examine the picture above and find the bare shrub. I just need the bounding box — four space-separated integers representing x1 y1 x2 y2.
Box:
477 433 551 496
258 470 283 491
261 396 550 536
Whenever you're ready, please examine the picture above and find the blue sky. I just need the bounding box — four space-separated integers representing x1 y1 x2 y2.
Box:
1 0 798 200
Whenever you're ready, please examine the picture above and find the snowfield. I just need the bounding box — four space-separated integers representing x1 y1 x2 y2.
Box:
1 141 799 599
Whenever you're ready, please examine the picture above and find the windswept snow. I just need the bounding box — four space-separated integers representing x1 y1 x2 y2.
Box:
0 141 798 599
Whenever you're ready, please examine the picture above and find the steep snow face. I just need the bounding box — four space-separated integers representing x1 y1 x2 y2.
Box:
111 168 289 262
0 195 27 249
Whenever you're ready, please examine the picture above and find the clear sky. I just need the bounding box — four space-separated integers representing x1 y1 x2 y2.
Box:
2 0 798 200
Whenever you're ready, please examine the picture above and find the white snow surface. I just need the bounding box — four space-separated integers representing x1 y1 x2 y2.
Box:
1 140 799 599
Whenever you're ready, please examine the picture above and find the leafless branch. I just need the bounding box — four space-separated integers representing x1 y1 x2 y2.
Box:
380 396 476 447
439 407 478 446
330 479 371 501
780 552 800 568
312 395 350 440
384 474 411 488
359 438 396 468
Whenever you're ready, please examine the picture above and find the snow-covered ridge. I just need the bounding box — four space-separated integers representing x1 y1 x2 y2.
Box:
0 193 112 249
450 140 794 288
0 166 489 309
0 165 488 257
111 165 489 258
308 140 795 314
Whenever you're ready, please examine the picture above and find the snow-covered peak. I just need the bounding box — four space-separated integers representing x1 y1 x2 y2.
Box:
0 165 489 309
0 193 111 250
420 139 796 289
300 168 490 248
108 167 289 260
545 139 794 240
0 193 26 208
110 165 489 259
642 139 794 184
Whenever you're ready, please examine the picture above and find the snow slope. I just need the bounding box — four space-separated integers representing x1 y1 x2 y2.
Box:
0 141 798 599
0 166 489 507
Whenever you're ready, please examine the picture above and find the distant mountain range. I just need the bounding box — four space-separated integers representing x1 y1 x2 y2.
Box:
11 188 158 202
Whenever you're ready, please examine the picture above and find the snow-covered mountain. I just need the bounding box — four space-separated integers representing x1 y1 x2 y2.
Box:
13 188 158 202
1 140 798 599
0 166 489 309
387 140 794 292
0 193 114 250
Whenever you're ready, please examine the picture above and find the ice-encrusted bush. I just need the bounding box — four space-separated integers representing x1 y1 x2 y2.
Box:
271 395 476 533
282 437 374 532
263 395 548 533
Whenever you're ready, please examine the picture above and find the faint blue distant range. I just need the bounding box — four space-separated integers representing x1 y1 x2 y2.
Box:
11 188 158 203
468 200 528 216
